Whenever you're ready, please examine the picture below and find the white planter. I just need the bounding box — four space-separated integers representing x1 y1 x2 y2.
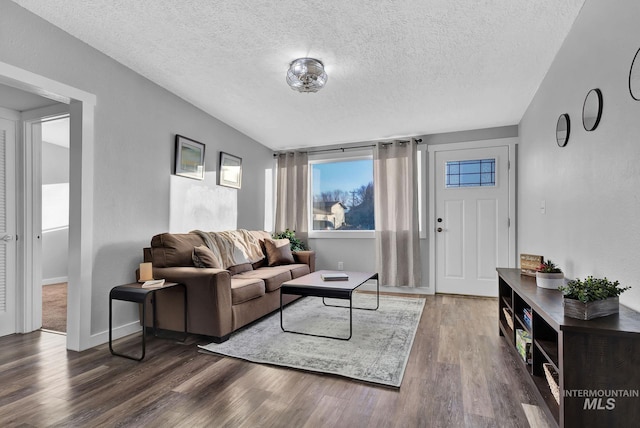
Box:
536 272 565 290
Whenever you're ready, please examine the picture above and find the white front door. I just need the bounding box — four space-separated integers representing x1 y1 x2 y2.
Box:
434 145 511 296
0 117 16 336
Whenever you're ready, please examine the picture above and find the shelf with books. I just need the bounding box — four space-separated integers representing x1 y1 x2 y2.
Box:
497 268 640 428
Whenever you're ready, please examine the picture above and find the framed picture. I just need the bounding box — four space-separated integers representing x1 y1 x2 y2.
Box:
219 152 242 189
175 135 205 180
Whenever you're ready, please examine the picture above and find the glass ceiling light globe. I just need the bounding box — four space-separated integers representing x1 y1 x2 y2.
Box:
286 58 328 93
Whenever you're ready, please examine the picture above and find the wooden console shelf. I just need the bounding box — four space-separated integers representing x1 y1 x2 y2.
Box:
497 268 640 428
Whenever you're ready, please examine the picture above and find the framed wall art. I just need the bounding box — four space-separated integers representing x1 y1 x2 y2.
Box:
175 135 205 180
219 152 242 189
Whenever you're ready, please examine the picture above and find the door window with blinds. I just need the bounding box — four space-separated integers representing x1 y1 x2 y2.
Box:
445 158 496 188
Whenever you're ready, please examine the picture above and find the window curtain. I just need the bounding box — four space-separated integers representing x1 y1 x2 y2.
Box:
374 140 421 287
274 152 309 244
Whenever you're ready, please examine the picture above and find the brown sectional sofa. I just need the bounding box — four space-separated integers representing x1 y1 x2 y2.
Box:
142 230 315 343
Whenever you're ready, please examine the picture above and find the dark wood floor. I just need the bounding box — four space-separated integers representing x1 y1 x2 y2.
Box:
0 294 550 427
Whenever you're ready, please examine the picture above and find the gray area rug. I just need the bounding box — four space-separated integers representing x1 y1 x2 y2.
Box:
199 294 425 387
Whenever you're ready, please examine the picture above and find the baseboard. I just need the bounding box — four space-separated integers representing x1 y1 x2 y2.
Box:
89 321 141 349
42 276 68 286
358 281 434 295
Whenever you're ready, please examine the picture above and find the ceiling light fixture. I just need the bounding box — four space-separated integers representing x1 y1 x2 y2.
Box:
286 58 328 93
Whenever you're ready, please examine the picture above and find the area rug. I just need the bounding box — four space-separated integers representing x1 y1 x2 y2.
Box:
198 294 425 387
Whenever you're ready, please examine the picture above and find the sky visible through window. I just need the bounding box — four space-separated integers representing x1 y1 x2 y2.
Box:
312 159 373 195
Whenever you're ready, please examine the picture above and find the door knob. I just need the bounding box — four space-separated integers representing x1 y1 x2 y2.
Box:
437 227 443 232
1 234 13 242
437 218 443 223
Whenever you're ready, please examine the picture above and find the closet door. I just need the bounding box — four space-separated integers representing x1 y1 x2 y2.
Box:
0 116 17 336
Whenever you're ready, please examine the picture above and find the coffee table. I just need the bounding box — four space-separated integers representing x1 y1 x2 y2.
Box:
280 270 379 340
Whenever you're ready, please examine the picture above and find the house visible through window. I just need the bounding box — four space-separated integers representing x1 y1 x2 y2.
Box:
310 156 374 231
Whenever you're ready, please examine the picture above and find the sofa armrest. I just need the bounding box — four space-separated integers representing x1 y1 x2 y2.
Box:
150 266 233 338
293 250 316 272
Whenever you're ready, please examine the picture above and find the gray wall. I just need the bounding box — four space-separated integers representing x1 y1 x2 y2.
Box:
0 1 273 336
518 0 640 311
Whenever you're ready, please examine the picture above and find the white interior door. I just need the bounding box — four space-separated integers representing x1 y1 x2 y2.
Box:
0 117 16 336
434 145 510 296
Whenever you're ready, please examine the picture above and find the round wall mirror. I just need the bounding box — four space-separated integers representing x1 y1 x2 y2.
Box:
556 113 570 147
582 88 603 131
629 47 640 100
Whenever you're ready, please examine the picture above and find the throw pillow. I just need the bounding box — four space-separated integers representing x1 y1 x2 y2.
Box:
265 238 295 267
192 245 220 268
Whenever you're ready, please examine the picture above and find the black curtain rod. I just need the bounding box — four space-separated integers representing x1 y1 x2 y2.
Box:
274 138 423 157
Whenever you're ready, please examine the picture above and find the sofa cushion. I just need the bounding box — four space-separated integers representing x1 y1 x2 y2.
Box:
287 263 312 279
236 267 293 292
230 277 265 305
150 233 205 267
228 263 253 275
265 238 295 266
192 245 220 269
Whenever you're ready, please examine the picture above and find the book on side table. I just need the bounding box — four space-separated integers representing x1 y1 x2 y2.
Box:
321 273 349 281
141 279 166 288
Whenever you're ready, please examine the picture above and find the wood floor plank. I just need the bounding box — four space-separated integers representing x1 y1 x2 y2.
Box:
0 294 549 427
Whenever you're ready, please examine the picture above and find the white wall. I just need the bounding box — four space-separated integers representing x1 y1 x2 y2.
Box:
0 1 273 339
41 141 69 283
518 0 640 311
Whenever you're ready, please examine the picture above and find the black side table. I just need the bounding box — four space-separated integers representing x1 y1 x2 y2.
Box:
109 282 187 361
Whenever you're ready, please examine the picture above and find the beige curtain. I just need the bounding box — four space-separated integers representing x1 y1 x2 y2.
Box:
275 152 309 244
374 140 421 287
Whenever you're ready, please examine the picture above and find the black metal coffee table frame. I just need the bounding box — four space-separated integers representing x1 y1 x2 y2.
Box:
280 271 379 340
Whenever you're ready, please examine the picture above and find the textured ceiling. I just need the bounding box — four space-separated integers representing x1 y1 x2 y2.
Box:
12 0 584 150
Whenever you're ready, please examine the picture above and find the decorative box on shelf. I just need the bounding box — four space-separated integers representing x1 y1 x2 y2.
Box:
543 363 560 405
502 307 514 330
563 296 619 320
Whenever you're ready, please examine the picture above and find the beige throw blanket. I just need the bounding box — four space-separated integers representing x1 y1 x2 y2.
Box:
192 229 265 269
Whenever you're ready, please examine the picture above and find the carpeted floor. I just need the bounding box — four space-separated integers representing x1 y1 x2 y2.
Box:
42 283 67 333
199 293 425 387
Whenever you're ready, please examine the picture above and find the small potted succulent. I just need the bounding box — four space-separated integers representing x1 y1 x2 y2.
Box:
558 276 630 320
536 260 564 289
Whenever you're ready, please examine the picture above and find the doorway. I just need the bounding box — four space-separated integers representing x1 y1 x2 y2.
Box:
1 60 96 351
428 139 516 297
40 116 70 333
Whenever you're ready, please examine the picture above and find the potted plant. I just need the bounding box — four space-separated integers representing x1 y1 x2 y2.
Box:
558 276 630 320
536 260 564 289
272 229 308 251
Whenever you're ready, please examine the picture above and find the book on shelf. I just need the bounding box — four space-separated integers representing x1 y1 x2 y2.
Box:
141 279 166 288
523 308 532 329
321 273 349 281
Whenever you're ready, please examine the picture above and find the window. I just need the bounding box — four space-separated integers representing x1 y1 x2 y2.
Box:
446 158 495 188
310 154 374 232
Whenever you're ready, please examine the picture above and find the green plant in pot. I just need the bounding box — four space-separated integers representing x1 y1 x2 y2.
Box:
536 260 564 289
272 229 308 251
558 276 630 320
